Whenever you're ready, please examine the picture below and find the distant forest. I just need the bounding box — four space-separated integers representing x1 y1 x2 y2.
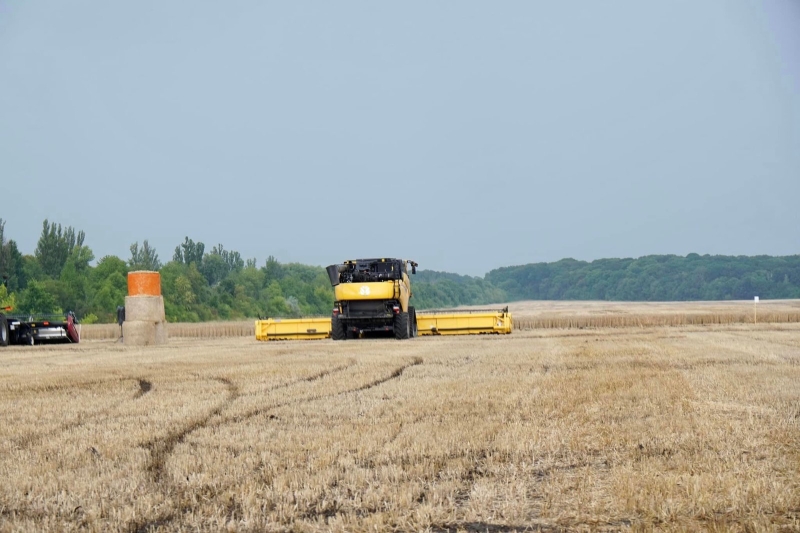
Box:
486 255 800 302
1 218 797 323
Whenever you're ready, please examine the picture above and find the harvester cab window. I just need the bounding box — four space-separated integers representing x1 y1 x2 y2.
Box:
373 262 393 274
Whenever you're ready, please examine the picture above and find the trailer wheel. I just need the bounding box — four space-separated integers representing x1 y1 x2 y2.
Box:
408 307 418 338
331 315 346 341
0 317 8 347
394 312 410 340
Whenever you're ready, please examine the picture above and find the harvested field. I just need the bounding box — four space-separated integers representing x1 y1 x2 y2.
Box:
1 320 799 531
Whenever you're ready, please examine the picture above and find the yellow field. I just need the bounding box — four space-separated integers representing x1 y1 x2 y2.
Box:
1 319 799 531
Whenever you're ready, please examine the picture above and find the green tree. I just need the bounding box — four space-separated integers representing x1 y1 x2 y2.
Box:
1 240 24 292
89 256 128 322
0 219 26 291
200 253 228 286
485 253 800 302
173 237 205 265
34 219 85 278
263 255 282 282
59 245 95 315
129 240 162 271
18 280 61 315
161 261 211 321
262 280 290 317
0 284 16 311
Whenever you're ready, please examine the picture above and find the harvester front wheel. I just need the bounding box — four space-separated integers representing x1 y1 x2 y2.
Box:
394 312 410 340
409 307 418 338
331 315 346 341
0 317 8 347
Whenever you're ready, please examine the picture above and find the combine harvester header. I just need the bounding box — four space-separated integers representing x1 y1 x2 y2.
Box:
254 309 512 341
416 307 512 336
255 317 331 341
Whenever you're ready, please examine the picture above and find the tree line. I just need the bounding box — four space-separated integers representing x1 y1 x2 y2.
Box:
485 254 800 301
2 219 796 323
0 219 502 323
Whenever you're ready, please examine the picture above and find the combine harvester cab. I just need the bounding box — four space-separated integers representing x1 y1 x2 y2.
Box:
416 307 512 336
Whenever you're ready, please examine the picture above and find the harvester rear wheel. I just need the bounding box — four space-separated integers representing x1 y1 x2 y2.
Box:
394 312 410 340
0 317 8 347
331 315 346 341
409 307 418 338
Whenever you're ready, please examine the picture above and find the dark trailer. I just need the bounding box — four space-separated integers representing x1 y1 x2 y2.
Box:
0 311 80 347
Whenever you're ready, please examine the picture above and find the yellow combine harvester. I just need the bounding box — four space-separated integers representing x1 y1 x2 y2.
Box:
328 258 418 340
254 258 513 341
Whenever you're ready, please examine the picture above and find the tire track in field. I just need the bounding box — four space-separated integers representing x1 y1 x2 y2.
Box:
143 377 240 482
211 356 423 430
438 421 503 522
125 512 175 533
725 330 800 352
11 377 153 449
283 357 427 522
3 376 134 395
134 361 357 498
298 419 410 521
351 356 423 393
267 360 357 392
430 522 559 533
192 360 357 428
199 357 423 427
131 358 424 529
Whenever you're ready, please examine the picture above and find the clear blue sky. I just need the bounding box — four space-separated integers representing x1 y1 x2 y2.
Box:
1 1 798 276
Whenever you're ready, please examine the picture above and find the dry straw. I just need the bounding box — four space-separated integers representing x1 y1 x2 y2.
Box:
120 320 168 346
1 324 798 531
122 296 165 322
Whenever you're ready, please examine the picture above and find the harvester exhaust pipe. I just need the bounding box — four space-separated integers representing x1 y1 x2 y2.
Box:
326 265 342 287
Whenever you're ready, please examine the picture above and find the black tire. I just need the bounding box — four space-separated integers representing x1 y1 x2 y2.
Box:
394 311 410 340
0 317 8 347
331 315 346 341
409 306 418 338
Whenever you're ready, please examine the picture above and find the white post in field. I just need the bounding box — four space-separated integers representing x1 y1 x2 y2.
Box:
754 296 759 324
